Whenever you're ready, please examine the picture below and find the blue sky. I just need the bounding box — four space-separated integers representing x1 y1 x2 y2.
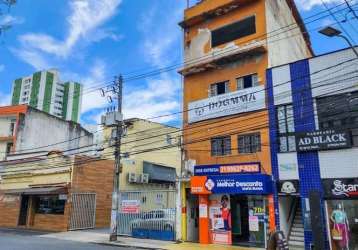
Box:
0 0 357 126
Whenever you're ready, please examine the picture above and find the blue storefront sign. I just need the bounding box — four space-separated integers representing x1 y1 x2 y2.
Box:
197 174 272 195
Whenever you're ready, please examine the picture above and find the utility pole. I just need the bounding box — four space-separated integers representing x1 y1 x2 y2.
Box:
101 75 123 242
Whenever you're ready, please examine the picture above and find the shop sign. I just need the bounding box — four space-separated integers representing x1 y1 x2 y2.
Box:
121 200 140 214
277 180 299 195
191 174 272 195
194 163 260 176
58 194 68 200
323 178 358 199
188 85 266 123
295 129 351 152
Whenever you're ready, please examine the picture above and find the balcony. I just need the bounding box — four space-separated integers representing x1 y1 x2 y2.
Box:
179 40 266 76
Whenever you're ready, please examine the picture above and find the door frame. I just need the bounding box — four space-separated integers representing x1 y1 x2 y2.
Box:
17 195 29 226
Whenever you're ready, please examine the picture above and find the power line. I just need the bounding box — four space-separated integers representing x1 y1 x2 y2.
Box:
344 0 358 20
121 2 356 83
2 64 356 173
320 0 357 44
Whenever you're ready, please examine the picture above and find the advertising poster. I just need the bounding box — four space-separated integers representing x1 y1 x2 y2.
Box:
209 194 232 245
121 200 140 214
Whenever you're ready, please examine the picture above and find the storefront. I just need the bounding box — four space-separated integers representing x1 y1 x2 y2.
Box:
323 178 358 250
190 163 274 248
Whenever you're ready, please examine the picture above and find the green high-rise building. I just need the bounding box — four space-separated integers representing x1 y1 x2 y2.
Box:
11 69 82 123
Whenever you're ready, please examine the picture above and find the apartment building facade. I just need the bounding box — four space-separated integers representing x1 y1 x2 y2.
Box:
0 105 92 161
267 48 358 249
0 152 114 231
179 0 312 247
11 69 82 122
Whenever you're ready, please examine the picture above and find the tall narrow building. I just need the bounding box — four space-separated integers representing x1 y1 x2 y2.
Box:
179 0 312 248
11 69 82 122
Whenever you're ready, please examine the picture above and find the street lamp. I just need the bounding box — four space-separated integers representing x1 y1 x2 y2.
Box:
319 26 358 58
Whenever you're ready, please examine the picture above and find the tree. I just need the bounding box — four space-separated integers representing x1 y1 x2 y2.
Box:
0 0 16 36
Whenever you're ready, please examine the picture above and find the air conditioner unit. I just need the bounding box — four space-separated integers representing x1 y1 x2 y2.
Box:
128 172 137 183
140 173 149 183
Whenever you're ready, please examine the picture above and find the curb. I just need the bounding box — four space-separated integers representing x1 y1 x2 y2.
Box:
94 241 168 250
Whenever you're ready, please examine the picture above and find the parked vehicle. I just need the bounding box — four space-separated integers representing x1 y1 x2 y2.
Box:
130 208 175 232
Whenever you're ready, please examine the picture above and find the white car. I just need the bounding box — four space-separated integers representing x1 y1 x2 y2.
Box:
130 209 175 231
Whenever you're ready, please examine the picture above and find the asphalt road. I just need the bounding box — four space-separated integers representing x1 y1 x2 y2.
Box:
0 228 129 250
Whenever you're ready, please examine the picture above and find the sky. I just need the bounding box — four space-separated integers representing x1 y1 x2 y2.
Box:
0 0 357 126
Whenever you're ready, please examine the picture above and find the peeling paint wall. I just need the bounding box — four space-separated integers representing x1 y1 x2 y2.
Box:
265 0 312 67
183 0 267 68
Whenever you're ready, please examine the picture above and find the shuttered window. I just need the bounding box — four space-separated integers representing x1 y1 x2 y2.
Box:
238 133 261 154
209 81 229 97
211 136 231 156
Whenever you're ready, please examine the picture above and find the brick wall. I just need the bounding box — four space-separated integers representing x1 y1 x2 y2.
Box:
0 193 20 227
71 156 114 228
29 201 70 231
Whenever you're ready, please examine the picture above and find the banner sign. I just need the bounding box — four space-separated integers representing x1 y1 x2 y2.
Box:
323 178 358 199
277 180 299 196
191 174 272 195
194 163 260 176
295 129 351 152
188 85 266 123
209 194 232 245
121 200 140 214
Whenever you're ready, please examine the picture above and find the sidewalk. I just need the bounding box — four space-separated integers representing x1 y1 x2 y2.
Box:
38 229 263 250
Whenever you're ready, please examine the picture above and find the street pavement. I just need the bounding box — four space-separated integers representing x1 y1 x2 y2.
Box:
0 228 131 250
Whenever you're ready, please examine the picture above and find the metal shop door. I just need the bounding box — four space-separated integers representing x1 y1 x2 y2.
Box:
117 190 176 241
69 193 96 230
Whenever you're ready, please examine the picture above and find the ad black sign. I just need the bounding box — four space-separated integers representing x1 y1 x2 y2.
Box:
277 180 299 195
323 178 358 199
295 129 351 152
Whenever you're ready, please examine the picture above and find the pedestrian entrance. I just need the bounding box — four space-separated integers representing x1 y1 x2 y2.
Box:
117 190 176 241
69 193 96 230
18 195 29 226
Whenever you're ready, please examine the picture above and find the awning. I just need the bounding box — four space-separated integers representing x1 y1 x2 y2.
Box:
4 186 68 195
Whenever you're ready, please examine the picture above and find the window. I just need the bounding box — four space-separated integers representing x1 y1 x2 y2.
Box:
24 78 31 84
9 120 16 136
211 15 256 47
237 74 259 90
6 143 13 155
211 136 231 156
317 91 358 147
238 133 261 154
277 105 296 152
209 81 229 97
35 195 65 214
24 84 30 90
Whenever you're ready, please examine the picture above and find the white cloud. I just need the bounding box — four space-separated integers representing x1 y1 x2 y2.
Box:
0 64 4 72
62 59 109 115
0 14 24 26
0 92 11 106
120 3 185 123
13 0 122 69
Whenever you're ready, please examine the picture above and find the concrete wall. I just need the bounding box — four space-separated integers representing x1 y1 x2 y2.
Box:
265 0 312 67
15 108 93 155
